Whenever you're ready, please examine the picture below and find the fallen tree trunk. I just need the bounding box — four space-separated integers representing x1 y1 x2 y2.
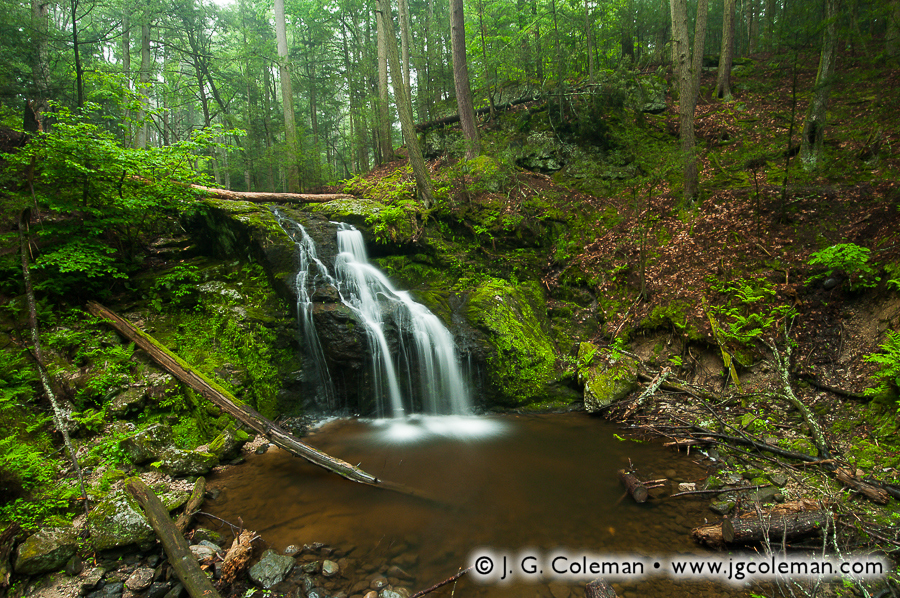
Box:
835 467 890 504
692 501 827 549
585 578 618 597
415 97 538 132
220 530 255 585
127 479 222 598
189 184 351 204
175 477 206 534
722 511 828 544
617 469 649 503
88 302 379 487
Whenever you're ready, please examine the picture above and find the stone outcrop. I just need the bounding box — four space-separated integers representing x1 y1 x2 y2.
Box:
14 527 78 576
576 342 639 412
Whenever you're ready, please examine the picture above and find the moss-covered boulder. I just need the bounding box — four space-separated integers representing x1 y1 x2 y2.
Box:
120 423 173 464
576 342 639 412
107 387 147 419
465 278 570 407
208 426 248 461
88 485 189 551
14 526 78 575
152 448 219 477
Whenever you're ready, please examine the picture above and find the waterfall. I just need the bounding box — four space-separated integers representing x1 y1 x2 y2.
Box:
274 210 472 418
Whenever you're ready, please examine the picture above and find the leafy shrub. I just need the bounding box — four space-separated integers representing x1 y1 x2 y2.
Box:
808 243 879 291
864 330 900 408
708 277 798 349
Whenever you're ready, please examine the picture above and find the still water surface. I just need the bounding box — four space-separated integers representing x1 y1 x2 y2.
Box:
207 412 745 598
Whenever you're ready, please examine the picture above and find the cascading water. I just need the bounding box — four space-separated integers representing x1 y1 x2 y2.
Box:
273 210 472 421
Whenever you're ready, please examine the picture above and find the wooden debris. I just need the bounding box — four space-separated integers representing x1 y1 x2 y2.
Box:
409 566 473 598
691 501 827 549
835 467 890 504
175 477 206 534
127 479 222 598
190 184 350 203
617 469 649 503
220 530 255 585
663 437 715 449
585 578 618 597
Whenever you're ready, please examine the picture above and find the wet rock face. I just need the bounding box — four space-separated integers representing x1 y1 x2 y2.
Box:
250 549 295 589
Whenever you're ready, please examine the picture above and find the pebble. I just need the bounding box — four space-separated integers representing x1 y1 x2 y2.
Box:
369 575 388 590
146 582 172 598
284 545 301 556
322 560 340 577
385 565 412 581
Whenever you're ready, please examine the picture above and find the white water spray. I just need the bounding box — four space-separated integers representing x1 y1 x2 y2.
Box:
275 211 472 418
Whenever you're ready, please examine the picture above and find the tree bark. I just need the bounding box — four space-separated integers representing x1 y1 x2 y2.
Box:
715 0 736 100
19 210 90 514
175 477 206 534
800 0 839 170
617 469 649 503
189 183 350 203
671 0 698 202
449 0 480 159
375 0 394 163
136 12 151 148
275 0 301 191
126 479 222 598
722 511 828 544
835 467 890 504
220 530 255 584
31 0 51 130
381 0 435 207
889 0 900 59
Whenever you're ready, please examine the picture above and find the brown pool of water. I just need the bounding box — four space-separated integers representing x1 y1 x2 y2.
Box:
206 412 747 598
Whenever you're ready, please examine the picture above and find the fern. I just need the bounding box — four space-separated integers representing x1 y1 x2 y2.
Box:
864 330 900 407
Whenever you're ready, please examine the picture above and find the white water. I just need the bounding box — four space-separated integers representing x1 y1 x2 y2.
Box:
274 211 472 418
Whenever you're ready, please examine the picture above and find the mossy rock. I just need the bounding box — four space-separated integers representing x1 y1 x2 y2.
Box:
308 197 388 228
14 527 78 576
120 423 173 465
576 342 639 412
88 488 156 551
152 448 219 477
465 278 565 407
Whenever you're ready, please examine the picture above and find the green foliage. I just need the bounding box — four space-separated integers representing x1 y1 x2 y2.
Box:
864 330 900 408
365 200 420 244
150 263 202 311
885 262 900 293
808 243 879 291
708 277 797 349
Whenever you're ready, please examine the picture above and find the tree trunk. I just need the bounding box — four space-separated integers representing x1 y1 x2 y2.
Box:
800 0 838 170
715 0 736 100
71 0 85 108
86 302 383 488
135 13 151 148
126 479 222 598
19 210 89 514
381 0 435 207
174 477 206 534
671 0 698 202
621 0 634 62
31 0 51 129
835 468 890 504
188 183 350 203
584 0 595 82
617 469 649 503
690 0 709 108
399 0 412 90
889 0 900 59
275 0 301 192
376 0 393 163
722 511 828 544
450 0 480 159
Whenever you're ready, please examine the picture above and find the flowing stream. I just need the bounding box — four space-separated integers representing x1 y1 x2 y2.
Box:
207 413 736 598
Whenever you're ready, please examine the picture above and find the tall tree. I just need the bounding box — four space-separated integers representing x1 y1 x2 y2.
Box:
379 0 434 206
30 0 51 129
450 0 479 159
275 0 301 191
887 0 900 58
671 0 708 202
800 0 839 170
135 8 151 148
715 0 736 100
375 0 393 163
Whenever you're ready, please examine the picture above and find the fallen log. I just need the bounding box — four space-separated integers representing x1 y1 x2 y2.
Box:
692 502 828 549
415 97 538 132
722 511 828 544
87 302 380 487
835 468 890 504
585 578 618 597
663 437 715 449
189 184 351 204
176 477 206 534
127 479 222 598
409 566 472 598
617 469 649 503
